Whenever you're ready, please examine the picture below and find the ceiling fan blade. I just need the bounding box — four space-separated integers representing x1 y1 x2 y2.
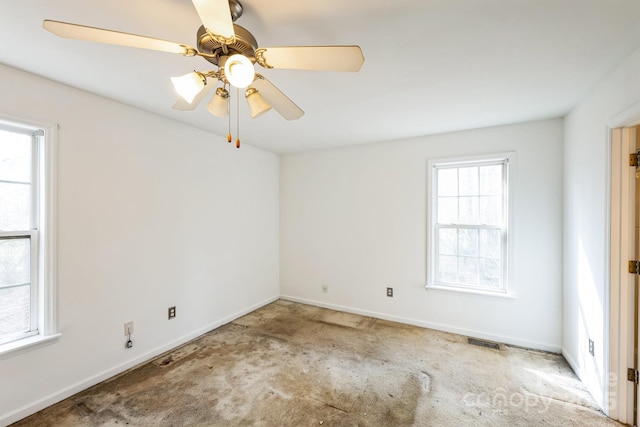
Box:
257 46 364 72
172 81 216 111
43 20 193 55
192 0 235 40
252 76 304 121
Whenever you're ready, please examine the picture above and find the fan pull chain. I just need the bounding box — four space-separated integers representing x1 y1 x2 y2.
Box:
235 87 241 148
227 84 232 143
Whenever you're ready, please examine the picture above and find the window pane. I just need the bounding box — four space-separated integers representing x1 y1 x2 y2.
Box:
479 229 501 258
479 196 502 225
437 255 457 283
0 130 31 182
437 168 458 197
479 258 501 288
459 167 478 196
0 238 31 287
0 182 31 231
459 197 478 224
0 284 30 338
458 229 478 257
458 257 478 285
437 197 458 223
438 228 457 255
479 165 502 195
0 238 31 341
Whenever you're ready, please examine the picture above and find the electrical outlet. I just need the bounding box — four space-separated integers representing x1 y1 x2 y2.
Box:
322 285 328 293
387 287 393 297
124 321 134 336
589 339 594 356
168 306 176 319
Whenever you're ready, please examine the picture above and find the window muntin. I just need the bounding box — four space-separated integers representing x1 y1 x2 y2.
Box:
429 156 511 294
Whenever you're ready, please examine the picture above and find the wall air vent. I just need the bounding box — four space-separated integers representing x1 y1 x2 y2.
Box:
468 337 500 350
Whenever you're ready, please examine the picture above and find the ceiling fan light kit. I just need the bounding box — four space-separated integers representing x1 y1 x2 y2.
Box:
207 87 230 117
171 71 207 104
223 54 255 88
43 0 364 147
245 88 272 118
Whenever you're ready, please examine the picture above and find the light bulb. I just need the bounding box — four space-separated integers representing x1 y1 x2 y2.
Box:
224 54 255 88
171 71 206 104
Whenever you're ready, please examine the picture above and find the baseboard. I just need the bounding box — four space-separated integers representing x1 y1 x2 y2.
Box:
562 348 607 415
562 348 580 378
1 295 279 427
280 295 562 354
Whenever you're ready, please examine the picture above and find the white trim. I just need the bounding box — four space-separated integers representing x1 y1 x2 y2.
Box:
29 232 39 332
280 295 560 353
0 230 34 237
0 333 61 360
607 127 621 420
0 295 279 427
41 124 57 336
608 100 640 129
426 283 516 299
0 115 56 137
30 126 40 334
563 349 581 384
619 127 634 423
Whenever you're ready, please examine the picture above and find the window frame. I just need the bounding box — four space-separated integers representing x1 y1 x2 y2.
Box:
0 116 59 358
427 152 515 297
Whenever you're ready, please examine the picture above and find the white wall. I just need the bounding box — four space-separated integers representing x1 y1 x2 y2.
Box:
0 64 280 425
280 119 564 352
564 46 640 411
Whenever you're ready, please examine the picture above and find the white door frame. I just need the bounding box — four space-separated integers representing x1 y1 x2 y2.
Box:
608 101 640 422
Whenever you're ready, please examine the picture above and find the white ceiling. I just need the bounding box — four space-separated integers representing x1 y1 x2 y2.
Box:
2 0 640 153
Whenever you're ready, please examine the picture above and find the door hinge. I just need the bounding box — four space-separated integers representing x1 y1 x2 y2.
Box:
631 151 640 167
629 260 640 275
628 368 639 383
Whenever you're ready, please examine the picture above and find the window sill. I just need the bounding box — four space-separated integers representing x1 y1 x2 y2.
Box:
0 333 61 360
426 284 516 299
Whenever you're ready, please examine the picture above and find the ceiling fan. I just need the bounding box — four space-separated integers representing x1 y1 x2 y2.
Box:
43 0 365 147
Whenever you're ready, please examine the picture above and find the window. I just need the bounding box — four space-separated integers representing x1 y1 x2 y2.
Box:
428 154 513 294
0 118 57 355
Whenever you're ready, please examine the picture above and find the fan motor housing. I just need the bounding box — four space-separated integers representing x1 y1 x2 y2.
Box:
197 24 258 66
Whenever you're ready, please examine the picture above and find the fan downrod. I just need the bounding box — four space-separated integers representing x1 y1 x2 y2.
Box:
196 0 252 66
229 0 243 22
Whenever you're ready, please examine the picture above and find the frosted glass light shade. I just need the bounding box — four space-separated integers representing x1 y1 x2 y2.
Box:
245 88 272 118
171 72 206 103
207 87 230 117
224 54 255 88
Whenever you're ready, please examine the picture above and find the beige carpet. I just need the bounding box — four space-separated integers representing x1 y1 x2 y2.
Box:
13 300 622 426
